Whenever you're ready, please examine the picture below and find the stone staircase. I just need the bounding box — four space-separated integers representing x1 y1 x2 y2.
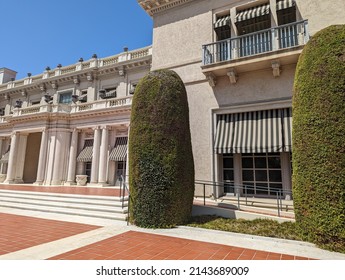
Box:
0 189 128 221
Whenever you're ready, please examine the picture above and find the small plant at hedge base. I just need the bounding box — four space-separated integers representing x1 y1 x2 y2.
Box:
293 25 345 253
129 70 195 228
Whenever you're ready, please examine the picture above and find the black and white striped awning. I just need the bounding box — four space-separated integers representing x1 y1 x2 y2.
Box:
276 0 295 11
214 108 292 154
0 148 10 163
109 137 128 161
235 3 270 23
77 139 93 162
214 15 231 28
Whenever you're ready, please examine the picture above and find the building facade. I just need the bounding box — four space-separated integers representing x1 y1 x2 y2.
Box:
1 0 344 198
138 0 345 197
0 47 151 186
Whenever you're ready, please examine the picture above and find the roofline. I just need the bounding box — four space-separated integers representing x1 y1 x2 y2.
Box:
138 0 195 16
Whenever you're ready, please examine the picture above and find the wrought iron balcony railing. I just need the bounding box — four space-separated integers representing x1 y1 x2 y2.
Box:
202 20 309 66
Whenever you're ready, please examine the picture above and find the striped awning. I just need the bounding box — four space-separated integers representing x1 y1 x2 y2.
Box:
109 137 128 161
214 15 230 28
276 0 295 11
0 148 10 163
235 3 270 23
214 108 292 154
77 139 93 162
282 108 292 151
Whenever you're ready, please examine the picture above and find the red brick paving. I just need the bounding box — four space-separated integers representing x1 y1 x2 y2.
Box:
0 213 100 255
49 231 313 260
0 184 122 196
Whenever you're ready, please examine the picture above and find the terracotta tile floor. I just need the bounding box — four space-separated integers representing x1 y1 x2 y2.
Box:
0 213 100 255
49 231 313 260
0 184 122 197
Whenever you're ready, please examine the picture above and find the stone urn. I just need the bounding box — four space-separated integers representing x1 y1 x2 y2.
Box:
76 175 88 186
0 174 6 183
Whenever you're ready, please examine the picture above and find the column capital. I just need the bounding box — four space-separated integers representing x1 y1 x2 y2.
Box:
92 126 100 131
100 125 111 131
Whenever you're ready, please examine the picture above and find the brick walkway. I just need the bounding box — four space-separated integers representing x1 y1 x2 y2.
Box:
0 213 99 255
49 231 312 260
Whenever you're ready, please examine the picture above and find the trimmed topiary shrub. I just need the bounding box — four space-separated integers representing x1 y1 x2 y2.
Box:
128 70 195 228
293 25 345 252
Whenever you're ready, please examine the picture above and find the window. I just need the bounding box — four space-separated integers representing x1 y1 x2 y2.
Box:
241 153 282 196
235 4 271 57
277 5 298 48
99 87 117 99
214 14 231 40
214 14 231 62
79 90 88 102
58 90 73 104
236 15 271 36
223 154 235 193
31 100 40 106
129 83 137 94
0 108 4 116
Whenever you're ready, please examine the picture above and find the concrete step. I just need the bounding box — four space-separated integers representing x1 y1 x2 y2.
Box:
0 189 128 221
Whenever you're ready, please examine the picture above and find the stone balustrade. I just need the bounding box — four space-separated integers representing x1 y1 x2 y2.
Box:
0 96 133 121
0 46 152 92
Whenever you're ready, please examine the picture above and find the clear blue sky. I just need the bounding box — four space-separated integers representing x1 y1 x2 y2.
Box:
0 0 152 79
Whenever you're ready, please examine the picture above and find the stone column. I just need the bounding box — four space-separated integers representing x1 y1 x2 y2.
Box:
76 131 86 175
5 132 19 184
66 128 79 185
0 138 3 174
35 129 48 185
90 126 101 184
51 130 69 185
98 126 109 185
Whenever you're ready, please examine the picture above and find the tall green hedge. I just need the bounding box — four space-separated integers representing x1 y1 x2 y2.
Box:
128 70 195 228
293 25 345 251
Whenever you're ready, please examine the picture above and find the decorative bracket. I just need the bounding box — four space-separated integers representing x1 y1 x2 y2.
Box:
272 61 281 77
227 68 237 84
206 73 216 87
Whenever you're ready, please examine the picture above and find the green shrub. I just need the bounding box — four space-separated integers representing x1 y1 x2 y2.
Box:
293 25 345 252
129 70 195 228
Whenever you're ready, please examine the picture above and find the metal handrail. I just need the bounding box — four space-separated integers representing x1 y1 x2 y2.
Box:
119 175 131 225
195 179 293 217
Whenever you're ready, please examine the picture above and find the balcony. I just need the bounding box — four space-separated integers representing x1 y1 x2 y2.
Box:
201 20 309 79
0 96 133 123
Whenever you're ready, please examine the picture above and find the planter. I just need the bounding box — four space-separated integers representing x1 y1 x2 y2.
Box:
0 174 6 183
76 175 88 186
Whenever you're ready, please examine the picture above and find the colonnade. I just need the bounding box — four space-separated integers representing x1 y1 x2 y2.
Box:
0 125 128 186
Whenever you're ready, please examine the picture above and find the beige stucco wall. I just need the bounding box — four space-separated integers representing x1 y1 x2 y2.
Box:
150 0 344 188
296 0 345 35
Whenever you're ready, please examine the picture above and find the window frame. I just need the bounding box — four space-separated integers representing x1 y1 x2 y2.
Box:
57 89 74 104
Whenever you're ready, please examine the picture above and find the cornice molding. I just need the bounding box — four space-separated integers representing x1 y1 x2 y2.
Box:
138 0 194 16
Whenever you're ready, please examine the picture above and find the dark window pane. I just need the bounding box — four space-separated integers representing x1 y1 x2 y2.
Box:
223 157 233 168
256 183 268 195
243 182 255 194
255 170 267 181
268 157 281 168
224 184 235 194
269 170 282 182
270 183 283 190
242 157 253 168
242 170 254 181
255 157 267 168
223 170 234 181
269 184 283 196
